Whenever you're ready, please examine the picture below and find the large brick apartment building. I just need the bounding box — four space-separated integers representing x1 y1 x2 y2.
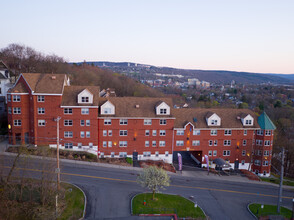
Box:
7 73 276 176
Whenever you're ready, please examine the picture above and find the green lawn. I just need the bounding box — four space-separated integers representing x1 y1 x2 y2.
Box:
249 203 292 219
58 183 85 220
260 177 294 186
132 193 206 219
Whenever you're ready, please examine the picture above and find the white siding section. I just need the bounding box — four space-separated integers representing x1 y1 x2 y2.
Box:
156 102 170 115
77 89 93 104
206 113 221 126
100 101 115 115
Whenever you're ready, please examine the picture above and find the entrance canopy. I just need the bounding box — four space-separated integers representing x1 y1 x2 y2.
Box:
213 158 231 168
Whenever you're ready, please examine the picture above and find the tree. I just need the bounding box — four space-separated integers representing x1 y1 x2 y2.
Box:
137 166 170 200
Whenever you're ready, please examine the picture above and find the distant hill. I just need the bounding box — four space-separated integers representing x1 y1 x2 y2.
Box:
74 61 294 85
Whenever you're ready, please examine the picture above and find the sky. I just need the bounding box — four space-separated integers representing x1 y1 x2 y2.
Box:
1 0 294 74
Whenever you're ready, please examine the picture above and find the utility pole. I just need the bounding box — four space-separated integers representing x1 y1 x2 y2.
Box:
54 116 61 190
277 147 285 213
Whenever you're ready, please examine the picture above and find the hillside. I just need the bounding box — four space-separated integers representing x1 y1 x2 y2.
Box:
78 61 294 85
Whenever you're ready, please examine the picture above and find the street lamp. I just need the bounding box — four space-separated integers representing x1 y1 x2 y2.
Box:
291 197 294 220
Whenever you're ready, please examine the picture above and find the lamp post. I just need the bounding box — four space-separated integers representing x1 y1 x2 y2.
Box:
291 197 294 220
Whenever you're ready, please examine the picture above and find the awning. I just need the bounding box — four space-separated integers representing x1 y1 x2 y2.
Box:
213 158 232 168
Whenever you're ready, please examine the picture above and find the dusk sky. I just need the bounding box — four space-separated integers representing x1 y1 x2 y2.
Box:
2 0 294 74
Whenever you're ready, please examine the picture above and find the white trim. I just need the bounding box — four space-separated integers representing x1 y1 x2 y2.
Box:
98 117 176 119
12 73 33 92
174 127 259 130
33 93 63 96
7 92 29 95
60 106 99 108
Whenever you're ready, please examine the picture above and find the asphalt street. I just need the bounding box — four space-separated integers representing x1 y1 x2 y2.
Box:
1 154 293 220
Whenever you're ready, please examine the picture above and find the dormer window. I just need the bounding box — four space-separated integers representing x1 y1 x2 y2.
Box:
160 109 167 114
101 101 115 115
211 120 217 125
78 89 93 104
245 119 252 125
240 114 254 126
81 97 89 103
206 112 221 126
104 108 112 114
156 102 170 115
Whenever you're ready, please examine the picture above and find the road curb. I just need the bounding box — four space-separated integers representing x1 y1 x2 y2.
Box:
247 203 258 220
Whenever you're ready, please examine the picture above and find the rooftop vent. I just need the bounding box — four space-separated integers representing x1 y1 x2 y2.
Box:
135 104 140 108
237 116 241 120
51 76 56 80
193 117 197 122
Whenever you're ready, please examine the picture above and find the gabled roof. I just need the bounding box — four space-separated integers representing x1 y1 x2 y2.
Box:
258 112 276 130
9 81 29 93
98 97 173 118
0 60 8 70
61 86 100 106
174 108 260 129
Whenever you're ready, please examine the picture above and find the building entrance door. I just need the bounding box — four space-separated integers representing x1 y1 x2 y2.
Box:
133 152 138 167
234 160 239 169
25 132 29 144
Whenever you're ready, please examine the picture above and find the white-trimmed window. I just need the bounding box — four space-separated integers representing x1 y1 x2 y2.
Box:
242 150 246 156
244 130 247 136
38 107 45 114
80 131 85 138
14 120 21 126
7 95 11 102
86 120 90 126
152 130 157 136
145 130 150 136
64 120 73 126
64 108 72 114
256 140 262 146
103 141 107 147
211 119 218 125
245 119 252 125
159 141 166 147
152 141 156 147
104 119 111 125
155 151 159 157
81 108 89 115
119 152 127 157
193 130 200 135
119 141 127 147
64 131 73 138
108 141 112 147
160 119 167 125
224 140 231 146
160 108 167 114
13 107 21 114
13 95 20 102
165 151 169 157
111 152 115 157
265 130 271 136
176 140 184 146
145 141 149 147
263 161 269 166
214 140 218 146
224 130 232 135
208 150 212 156
78 143 82 149
209 140 213 146
144 119 152 125
254 160 261 166
143 151 151 157
80 120 85 126
243 140 247 146
257 150 262 156
119 130 128 136
37 95 45 102
120 119 128 125
213 150 217 156
264 150 269 156
89 143 93 148
210 130 217 136
241 160 245 165
160 130 166 136
81 96 89 103
86 131 90 138
8 107 11 114
264 140 270 146
38 119 45 126
103 108 112 114
65 143 73 149
257 130 263 136
176 130 184 136
103 130 107 136
192 140 200 146
223 150 230 156
108 130 112 136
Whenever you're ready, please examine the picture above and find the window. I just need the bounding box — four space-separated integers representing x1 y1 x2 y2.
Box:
81 108 89 115
89 143 93 148
38 107 45 114
243 140 247 146
104 119 111 125
213 150 217 156
160 109 167 114
223 150 231 156
152 130 157 136
155 151 159 157
64 108 72 114
119 141 127 147
244 130 247 136
176 130 184 136
86 120 90 126
65 143 73 149
176 140 184 146
254 160 261 166
80 131 85 138
13 95 20 102
8 107 11 114
13 107 21 114
224 140 231 146
103 130 107 136
145 141 149 147
144 119 152 125
264 150 269 156
86 131 90 138
103 141 107 147
209 140 213 146
210 130 217 136
81 96 89 103
119 152 127 157
214 140 218 146
64 131 73 138
263 161 269 166
224 130 232 135
80 120 85 126
245 119 252 125
78 143 82 149
111 152 115 158
119 130 128 136
108 141 112 147
108 130 112 136
14 120 21 126
193 130 201 135
265 130 271 136
256 140 262 146
241 160 245 165
152 141 156 147
242 150 246 156
103 108 111 114
192 140 200 146
7 95 11 102
257 130 263 136
211 119 218 125
165 151 169 157
264 140 270 146
143 151 151 157
208 150 212 156
160 130 166 136
120 119 128 125
257 150 262 156
64 120 73 126
37 95 45 102
159 141 166 147
145 130 150 136
38 119 45 126
160 119 167 125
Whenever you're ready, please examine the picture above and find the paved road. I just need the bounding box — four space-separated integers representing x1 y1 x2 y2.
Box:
1 154 293 220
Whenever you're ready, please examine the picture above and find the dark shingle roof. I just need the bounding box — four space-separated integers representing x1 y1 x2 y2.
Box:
61 86 100 106
173 108 260 129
